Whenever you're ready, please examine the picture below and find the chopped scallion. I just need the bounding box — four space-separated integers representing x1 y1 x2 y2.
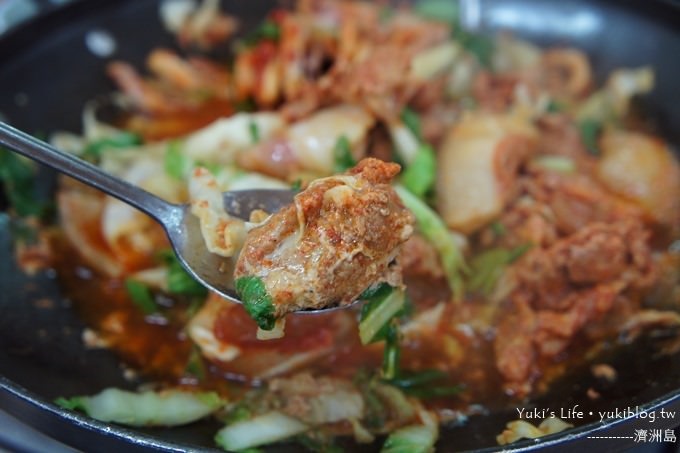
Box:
248 120 260 144
185 345 206 381
235 276 276 330
359 287 405 345
333 135 355 173
83 131 141 160
468 244 531 295
240 20 281 49
159 250 208 297
382 324 401 380
400 144 436 198
400 107 422 141
0 147 45 217
164 140 189 180
579 118 602 156
414 0 460 23
395 185 467 299
124 279 158 315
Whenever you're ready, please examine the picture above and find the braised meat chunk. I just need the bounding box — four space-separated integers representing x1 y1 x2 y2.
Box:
234 158 414 329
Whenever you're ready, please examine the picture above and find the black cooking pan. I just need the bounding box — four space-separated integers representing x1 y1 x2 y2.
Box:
1 0 679 451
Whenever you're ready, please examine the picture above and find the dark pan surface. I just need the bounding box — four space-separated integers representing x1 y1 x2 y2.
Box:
1 0 679 451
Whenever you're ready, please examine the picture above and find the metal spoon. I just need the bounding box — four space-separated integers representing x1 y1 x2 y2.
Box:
0 122 304 310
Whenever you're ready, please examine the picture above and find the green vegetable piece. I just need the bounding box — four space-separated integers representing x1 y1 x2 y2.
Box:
456 30 495 68
248 120 260 144
394 185 468 300
224 405 253 424
400 144 436 198
83 131 141 160
235 97 257 112
185 345 206 381
215 411 308 451
360 282 392 301
387 370 448 389
333 135 355 173
9 217 39 245
400 107 422 141
382 324 401 380
359 287 405 345
381 422 438 453
160 250 208 297
294 434 345 453
507 243 531 263
240 20 281 48
256 20 281 41
386 369 462 399
55 388 222 427
491 221 506 238
195 160 222 176
414 0 493 67
164 140 189 180
547 99 565 113
468 244 531 295
235 276 276 330
414 0 460 23
532 155 576 173
290 179 302 193
579 118 602 156
403 385 463 399
0 147 46 217
124 279 158 315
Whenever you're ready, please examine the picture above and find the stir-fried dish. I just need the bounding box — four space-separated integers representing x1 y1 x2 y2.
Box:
3 0 680 451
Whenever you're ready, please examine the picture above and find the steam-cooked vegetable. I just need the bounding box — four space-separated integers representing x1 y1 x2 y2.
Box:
215 411 309 451
56 388 223 427
395 185 467 299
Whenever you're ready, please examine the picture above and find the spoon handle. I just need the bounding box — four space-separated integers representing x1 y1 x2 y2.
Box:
0 122 182 226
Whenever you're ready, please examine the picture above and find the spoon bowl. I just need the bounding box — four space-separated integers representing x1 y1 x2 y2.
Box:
0 122 349 313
